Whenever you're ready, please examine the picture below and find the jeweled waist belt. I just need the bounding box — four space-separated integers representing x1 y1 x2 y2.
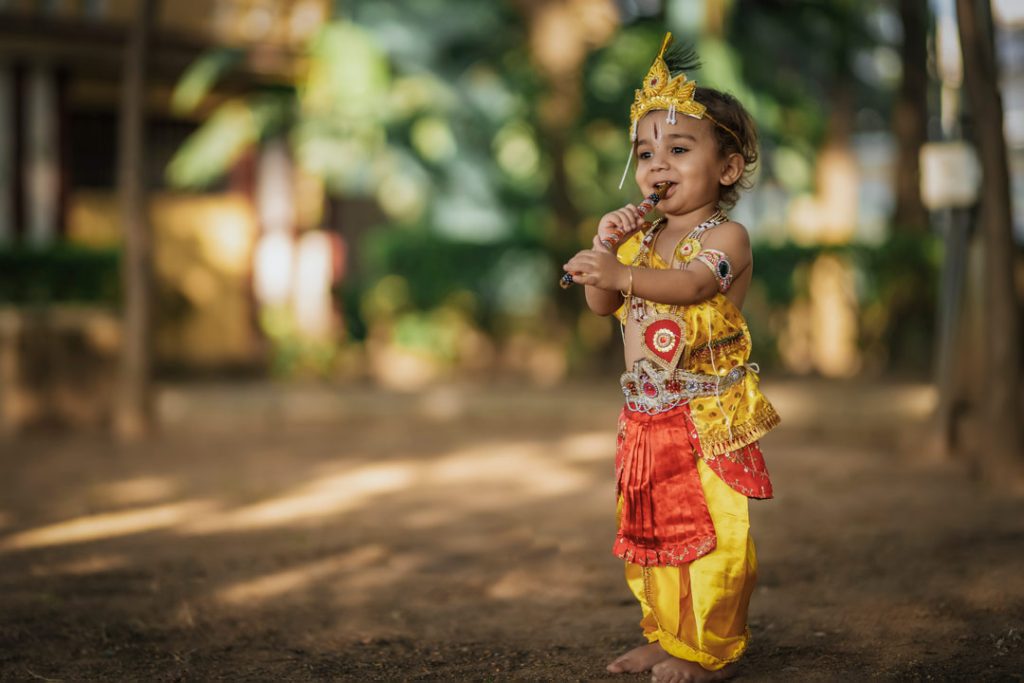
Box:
620 358 747 415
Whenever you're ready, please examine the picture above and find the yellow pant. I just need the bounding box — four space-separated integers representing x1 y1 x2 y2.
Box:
619 457 757 670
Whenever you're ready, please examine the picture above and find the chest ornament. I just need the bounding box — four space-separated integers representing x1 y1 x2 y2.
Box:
642 314 687 371
624 211 729 325
675 237 703 264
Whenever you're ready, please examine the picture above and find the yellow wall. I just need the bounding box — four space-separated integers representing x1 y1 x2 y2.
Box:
67 190 262 368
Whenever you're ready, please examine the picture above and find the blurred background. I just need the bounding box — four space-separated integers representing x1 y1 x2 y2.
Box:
1 0 1022 680
0 0 1021 430
1 0 1022 443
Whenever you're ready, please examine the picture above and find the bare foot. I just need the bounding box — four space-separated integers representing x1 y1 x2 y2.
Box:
651 658 737 682
605 642 672 673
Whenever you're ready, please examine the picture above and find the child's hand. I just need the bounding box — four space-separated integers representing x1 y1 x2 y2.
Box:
563 249 629 291
597 205 644 250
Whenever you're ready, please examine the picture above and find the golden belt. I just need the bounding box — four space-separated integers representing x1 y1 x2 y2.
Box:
620 358 747 415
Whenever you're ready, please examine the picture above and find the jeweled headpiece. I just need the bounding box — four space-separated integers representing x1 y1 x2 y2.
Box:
618 32 743 189
628 33 706 141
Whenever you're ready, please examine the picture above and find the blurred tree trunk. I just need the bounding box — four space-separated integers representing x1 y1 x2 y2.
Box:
892 0 929 233
510 0 617 358
705 0 727 35
817 84 859 243
955 0 1023 484
889 0 935 375
511 0 617 243
114 0 159 440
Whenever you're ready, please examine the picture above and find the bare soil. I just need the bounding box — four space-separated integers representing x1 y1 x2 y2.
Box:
0 379 1022 681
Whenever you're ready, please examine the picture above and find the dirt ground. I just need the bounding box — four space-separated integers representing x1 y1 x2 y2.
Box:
0 378 1022 682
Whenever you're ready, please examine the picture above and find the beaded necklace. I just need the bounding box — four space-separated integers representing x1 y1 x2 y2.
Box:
627 210 729 323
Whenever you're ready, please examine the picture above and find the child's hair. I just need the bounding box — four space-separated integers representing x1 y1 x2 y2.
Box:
693 87 758 210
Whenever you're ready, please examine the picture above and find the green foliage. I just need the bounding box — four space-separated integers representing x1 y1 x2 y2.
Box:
746 235 941 372
391 308 461 362
167 94 294 188
348 225 552 339
162 0 934 376
0 246 119 305
171 48 244 115
728 0 891 146
259 305 339 377
294 21 393 197
752 235 940 314
749 242 814 305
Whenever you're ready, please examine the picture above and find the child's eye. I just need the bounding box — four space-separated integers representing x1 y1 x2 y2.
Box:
637 151 652 160
671 146 688 154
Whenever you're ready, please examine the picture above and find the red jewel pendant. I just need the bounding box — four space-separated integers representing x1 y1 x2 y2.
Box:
641 315 686 371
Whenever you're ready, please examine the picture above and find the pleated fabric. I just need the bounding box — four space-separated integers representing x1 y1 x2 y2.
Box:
613 404 717 566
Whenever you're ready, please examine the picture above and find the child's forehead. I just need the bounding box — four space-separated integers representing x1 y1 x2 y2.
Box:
636 111 711 140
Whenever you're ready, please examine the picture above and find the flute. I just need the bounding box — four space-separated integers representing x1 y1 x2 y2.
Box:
559 182 669 289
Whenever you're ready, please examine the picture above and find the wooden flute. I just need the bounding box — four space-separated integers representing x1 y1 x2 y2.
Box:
559 182 669 289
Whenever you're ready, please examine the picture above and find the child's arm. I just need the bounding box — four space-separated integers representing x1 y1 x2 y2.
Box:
564 222 752 307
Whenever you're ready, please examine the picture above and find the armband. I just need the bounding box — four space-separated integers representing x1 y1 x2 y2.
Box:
694 249 734 293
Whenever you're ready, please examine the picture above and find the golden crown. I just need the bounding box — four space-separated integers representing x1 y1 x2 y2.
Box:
629 33 707 139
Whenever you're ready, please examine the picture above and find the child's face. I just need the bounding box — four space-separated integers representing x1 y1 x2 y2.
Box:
633 111 740 214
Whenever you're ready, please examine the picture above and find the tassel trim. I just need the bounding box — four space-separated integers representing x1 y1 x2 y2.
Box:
698 405 782 457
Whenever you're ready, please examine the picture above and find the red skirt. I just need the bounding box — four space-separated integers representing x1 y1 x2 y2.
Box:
613 403 773 568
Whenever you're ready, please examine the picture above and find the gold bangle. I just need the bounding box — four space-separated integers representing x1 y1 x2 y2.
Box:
620 266 633 299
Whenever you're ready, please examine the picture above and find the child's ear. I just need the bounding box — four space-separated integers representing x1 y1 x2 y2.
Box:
719 152 745 187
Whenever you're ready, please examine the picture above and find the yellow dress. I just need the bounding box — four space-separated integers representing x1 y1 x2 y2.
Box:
615 228 780 457
612 225 776 670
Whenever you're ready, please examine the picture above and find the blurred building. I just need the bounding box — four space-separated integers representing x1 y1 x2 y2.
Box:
0 0 337 371
0 1 340 430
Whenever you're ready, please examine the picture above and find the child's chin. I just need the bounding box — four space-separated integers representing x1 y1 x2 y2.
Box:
661 196 686 211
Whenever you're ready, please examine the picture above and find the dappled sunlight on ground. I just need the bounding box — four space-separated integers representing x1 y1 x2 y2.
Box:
179 462 418 535
214 545 389 607
0 500 218 551
426 439 594 498
485 565 588 602
557 430 619 463
93 476 180 507
767 379 936 429
0 418 614 572
0 380 1021 680
27 553 129 577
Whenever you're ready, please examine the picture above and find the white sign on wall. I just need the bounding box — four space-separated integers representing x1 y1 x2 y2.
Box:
919 141 982 211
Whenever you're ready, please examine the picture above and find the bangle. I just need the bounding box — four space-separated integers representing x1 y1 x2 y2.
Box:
620 266 633 299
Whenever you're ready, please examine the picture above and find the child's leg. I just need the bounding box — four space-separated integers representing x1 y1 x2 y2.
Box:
625 457 756 672
607 494 674 673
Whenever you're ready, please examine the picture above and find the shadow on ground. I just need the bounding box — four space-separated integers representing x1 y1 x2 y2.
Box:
0 379 1022 681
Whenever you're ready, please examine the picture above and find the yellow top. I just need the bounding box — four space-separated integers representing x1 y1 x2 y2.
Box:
614 229 780 456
